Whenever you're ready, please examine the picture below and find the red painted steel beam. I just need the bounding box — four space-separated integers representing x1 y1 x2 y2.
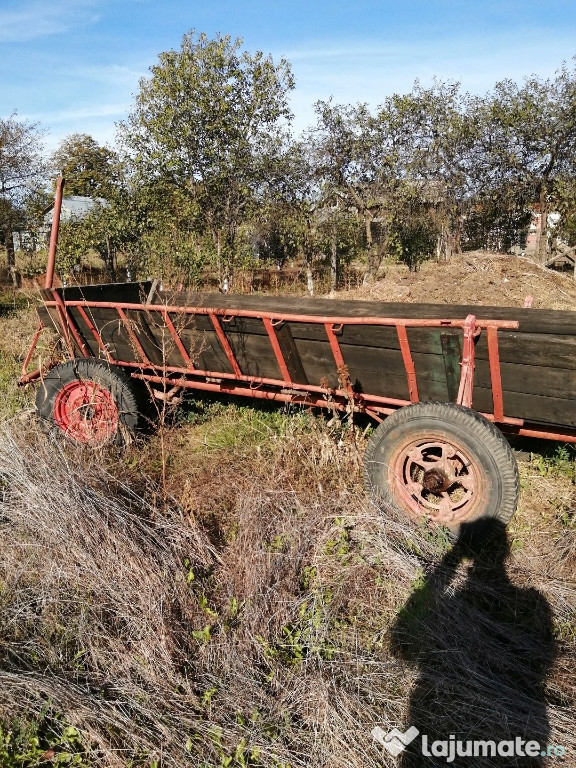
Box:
486 326 504 422
208 312 242 377
116 307 151 366
45 177 64 290
76 305 110 358
162 310 194 369
263 317 291 382
20 321 45 378
130 372 352 411
498 424 576 444
324 322 355 396
51 289 90 358
41 300 520 331
113 358 413 410
396 324 419 403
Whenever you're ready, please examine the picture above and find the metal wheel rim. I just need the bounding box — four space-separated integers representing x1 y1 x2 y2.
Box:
388 432 484 525
53 380 119 444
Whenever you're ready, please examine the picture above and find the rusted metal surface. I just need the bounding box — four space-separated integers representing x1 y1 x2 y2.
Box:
396 324 419 403
19 295 524 427
391 436 478 525
51 288 90 358
208 312 242 377
18 213 576 446
45 177 64 290
37 299 522 330
486 325 504 422
263 317 291 383
456 314 476 409
21 322 45 379
76 305 111 359
162 310 194 369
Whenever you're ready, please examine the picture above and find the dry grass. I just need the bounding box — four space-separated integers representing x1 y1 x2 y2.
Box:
0 407 574 767
0 270 575 766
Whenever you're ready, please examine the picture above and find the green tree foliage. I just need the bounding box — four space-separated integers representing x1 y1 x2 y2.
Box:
50 133 121 198
390 80 481 260
481 60 576 261
555 178 576 247
24 50 576 287
308 99 406 280
0 113 46 275
119 30 294 287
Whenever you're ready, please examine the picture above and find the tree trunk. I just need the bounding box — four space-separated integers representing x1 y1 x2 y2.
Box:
364 217 388 283
305 252 314 296
214 230 223 288
105 234 116 282
537 184 548 264
4 227 19 287
330 227 338 293
363 214 378 283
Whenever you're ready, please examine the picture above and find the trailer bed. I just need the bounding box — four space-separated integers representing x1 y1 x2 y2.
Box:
34 282 576 433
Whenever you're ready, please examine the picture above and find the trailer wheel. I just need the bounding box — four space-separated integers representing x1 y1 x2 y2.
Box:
36 359 143 446
363 402 519 535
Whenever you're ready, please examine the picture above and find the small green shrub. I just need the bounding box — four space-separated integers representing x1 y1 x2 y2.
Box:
0 714 87 767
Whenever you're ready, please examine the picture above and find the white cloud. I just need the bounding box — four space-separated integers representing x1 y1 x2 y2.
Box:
75 63 148 89
0 0 100 43
31 104 130 123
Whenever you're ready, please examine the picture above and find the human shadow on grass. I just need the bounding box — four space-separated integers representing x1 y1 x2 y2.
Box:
389 520 557 767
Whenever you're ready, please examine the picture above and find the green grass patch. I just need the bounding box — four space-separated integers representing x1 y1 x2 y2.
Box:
0 713 88 767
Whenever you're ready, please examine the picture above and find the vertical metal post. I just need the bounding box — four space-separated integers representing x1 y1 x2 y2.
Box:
456 314 477 409
396 324 419 403
45 177 65 289
263 317 291 383
486 326 505 422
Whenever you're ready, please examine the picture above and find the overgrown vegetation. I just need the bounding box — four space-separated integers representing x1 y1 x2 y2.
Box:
0 295 574 766
3 35 576 293
0 392 575 767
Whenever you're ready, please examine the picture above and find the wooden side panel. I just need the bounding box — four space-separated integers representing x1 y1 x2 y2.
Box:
34 283 576 430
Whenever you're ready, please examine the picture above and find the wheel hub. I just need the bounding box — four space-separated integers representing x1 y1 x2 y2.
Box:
53 380 119 444
422 467 452 493
390 438 479 525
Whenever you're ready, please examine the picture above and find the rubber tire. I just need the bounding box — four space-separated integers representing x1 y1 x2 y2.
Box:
363 402 519 536
36 359 145 446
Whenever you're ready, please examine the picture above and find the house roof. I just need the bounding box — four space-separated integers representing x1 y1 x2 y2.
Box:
44 195 108 224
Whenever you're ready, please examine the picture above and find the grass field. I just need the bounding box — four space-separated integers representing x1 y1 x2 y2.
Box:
0 293 574 767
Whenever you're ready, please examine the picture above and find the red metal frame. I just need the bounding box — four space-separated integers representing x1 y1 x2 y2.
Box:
19 292 576 444
456 314 477 409
19 183 576 446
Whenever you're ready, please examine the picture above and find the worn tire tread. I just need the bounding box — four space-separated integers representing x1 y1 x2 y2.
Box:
363 402 520 531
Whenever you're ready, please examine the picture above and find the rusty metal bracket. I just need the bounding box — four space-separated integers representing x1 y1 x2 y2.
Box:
456 314 477 408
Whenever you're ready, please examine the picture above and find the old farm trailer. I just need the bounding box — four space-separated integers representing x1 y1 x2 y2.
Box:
20 180 576 534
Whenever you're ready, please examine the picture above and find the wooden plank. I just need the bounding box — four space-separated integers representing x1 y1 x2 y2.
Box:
158 290 576 336
441 332 462 402
34 284 576 431
472 388 576 428
125 310 167 366
274 322 308 384
474 359 576 401
45 281 154 304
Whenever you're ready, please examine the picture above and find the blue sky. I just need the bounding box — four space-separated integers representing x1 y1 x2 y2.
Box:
2 0 576 155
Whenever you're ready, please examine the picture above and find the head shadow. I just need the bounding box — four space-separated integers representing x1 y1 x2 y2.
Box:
388 518 557 767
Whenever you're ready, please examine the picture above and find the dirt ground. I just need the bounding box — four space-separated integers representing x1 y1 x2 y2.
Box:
337 251 576 311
